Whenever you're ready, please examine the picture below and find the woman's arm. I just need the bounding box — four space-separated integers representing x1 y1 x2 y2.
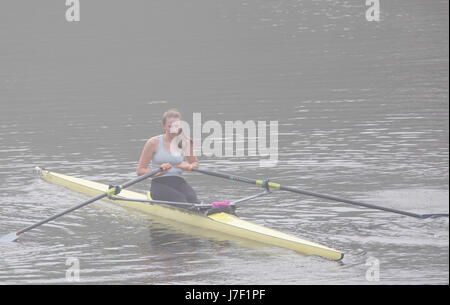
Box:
184 156 199 168
180 137 199 169
136 137 157 176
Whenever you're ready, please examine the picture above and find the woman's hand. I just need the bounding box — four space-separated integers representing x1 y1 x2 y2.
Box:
160 163 172 172
177 161 196 171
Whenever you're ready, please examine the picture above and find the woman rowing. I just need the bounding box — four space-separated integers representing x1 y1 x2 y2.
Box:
136 109 200 205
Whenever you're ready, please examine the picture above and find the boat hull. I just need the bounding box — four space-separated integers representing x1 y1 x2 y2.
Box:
40 170 343 261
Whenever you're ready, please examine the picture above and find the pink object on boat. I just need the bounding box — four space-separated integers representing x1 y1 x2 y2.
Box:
212 201 230 209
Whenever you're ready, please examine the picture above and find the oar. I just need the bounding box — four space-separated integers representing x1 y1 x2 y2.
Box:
188 168 449 219
0 166 166 243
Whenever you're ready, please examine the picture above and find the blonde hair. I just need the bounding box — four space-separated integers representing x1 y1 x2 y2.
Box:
162 109 181 126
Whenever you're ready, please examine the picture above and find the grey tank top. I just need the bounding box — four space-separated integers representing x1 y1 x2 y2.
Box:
151 135 184 177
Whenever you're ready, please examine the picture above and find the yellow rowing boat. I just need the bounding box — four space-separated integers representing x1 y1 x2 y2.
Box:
40 170 343 261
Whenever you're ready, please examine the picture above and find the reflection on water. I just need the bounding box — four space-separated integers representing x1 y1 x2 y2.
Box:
0 0 448 284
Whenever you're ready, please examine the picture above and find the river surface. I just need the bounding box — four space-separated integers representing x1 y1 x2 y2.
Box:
0 0 448 284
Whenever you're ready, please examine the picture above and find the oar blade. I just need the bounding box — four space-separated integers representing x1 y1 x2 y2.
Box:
420 213 449 219
0 232 19 243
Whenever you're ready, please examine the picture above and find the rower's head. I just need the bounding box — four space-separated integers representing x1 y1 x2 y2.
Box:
162 109 182 136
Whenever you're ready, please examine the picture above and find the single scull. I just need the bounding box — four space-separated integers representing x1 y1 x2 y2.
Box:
36 169 344 261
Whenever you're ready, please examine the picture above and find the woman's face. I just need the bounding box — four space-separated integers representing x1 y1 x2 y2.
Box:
163 117 181 136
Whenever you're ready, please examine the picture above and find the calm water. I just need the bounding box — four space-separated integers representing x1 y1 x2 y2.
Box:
0 0 448 284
